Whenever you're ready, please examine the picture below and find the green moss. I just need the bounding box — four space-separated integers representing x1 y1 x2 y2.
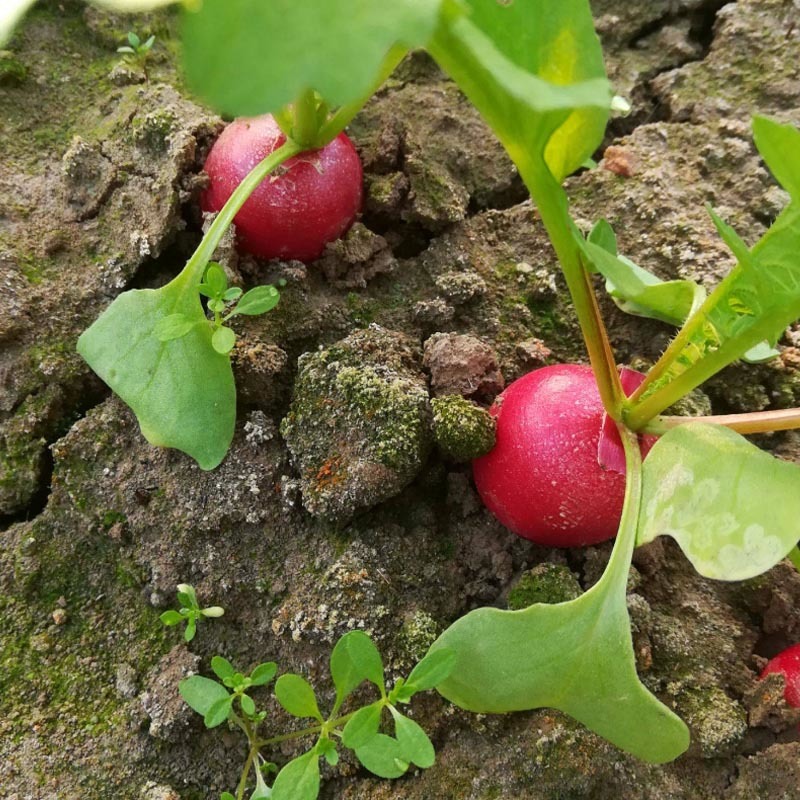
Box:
0 50 27 85
431 395 495 462
397 610 440 664
507 564 582 610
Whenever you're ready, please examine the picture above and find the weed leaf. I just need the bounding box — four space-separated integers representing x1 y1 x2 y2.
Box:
390 707 435 768
179 675 230 716
275 674 322 721
232 285 281 316
405 648 456 693
354 734 409 779
341 702 382 750
271 751 320 800
330 630 384 702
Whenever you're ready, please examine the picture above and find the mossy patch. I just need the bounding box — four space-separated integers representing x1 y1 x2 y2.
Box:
431 395 496 462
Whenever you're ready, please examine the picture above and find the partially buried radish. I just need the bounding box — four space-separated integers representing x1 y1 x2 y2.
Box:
760 643 800 709
473 364 655 547
201 114 363 262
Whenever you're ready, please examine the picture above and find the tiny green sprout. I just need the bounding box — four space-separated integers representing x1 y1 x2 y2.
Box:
160 583 224 642
117 31 156 58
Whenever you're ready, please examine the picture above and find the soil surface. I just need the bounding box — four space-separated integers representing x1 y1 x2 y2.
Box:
2 1 800 798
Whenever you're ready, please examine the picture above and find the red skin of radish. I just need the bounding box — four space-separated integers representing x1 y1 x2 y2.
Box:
760 643 800 708
472 364 655 548
201 114 363 262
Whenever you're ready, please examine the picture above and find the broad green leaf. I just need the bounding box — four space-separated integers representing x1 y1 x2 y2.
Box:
211 656 235 681
638 423 800 580
431 440 689 763
77 270 236 470
390 708 435 769
205 696 233 728
355 734 410 779
181 0 444 117
341 703 382 750
250 662 278 686
275 674 322 721
330 630 384 702
212 326 237 355
159 610 183 626
232 286 281 317
405 648 456 693
221 793 236 800
179 675 230 717
582 239 706 326
184 616 197 642
753 115 800 199
429 0 610 185
271 751 320 800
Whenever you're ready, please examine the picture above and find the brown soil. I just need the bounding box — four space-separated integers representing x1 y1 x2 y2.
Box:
1 1 800 798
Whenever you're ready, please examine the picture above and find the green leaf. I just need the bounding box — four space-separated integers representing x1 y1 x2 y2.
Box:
211 656 235 681
117 46 136 54
223 286 243 302
127 31 140 48
250 662 278 686
753 115 800 199
204 263 228 297
221 793 236 800
429 0 610 185
181 0 444 117
212 326 237 355
431 437 689 763
582 238 706 326
405 648 456 693
341 702 382 750
201 605 225 618
638 423 800 580
184 616 197 642
330 630 385 702
159 610 183 626
176 583 198 606
142 34 156 51
270 751 320 800
250 765 271 800
317 738 339 767
230 285 281 317
275 674 322 721
204 696 233 728
354 734 409 780
179 675 230 716
240 693 256 716
77 272 236 470
390 707 435 769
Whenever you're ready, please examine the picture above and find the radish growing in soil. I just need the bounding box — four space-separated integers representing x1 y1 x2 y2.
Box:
202 114 363 262
473 364 655 547
761 644 800 709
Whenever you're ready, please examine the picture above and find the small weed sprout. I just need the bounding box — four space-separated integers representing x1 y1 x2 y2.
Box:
159 583 224 642
117 31 155 79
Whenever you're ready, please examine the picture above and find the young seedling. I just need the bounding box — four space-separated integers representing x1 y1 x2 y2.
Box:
117 31 155 80
178 631 455 800
159 583 224 642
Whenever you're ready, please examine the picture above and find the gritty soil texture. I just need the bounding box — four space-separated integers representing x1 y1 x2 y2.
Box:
2 1 800 798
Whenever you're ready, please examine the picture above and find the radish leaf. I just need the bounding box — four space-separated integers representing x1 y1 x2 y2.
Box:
638 423 800 580
182 0 444 117
431 432 689 763
77 273 235 470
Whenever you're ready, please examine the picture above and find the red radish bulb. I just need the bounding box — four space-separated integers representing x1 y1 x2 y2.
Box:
472 364 655 547
201 114 363 262
760 643 800 708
